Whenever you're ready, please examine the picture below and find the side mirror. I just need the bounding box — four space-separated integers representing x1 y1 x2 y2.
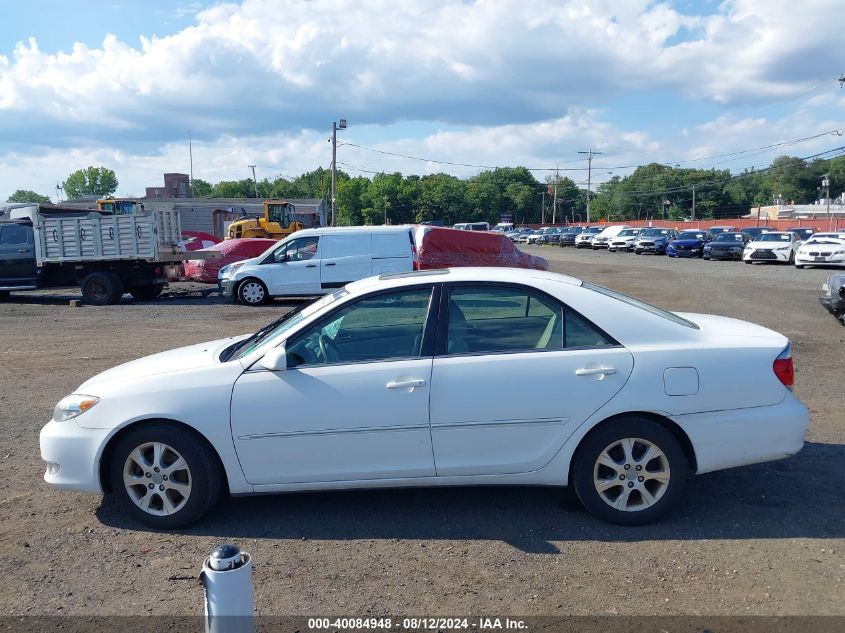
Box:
260 346 288 371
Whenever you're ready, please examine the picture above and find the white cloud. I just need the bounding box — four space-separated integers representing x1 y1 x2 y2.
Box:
1 0 844 199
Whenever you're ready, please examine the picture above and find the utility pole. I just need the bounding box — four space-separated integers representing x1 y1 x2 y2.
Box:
823 173 831 230
691 185 696 220
330 118 347 227
540 191 546 224
188 130 194 197
55 182 63 203
578 149 602 223
248 165 259 198
552 169 559 225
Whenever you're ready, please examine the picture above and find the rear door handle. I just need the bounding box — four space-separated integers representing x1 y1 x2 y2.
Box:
386 378 426 390
305 264 317 268
575 367 617 376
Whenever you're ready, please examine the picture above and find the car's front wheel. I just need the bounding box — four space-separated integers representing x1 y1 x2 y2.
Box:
572 418 688 525
238 278 269 305
109 423 223 528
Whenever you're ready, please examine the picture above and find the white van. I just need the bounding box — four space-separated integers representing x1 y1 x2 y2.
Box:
219 226 416 305
453 222 489 231
589 225 630 249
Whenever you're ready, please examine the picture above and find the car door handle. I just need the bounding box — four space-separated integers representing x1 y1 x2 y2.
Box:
386 379 426 390
17 249 29 253
324 262 336 266
575 367 617 376
305 264 317 268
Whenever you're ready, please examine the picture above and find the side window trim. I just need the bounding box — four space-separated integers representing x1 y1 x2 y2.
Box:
282 283 441 369
434 281 619 358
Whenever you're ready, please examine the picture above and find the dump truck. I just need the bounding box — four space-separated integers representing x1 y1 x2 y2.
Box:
225 200 303 240
0 204 211 305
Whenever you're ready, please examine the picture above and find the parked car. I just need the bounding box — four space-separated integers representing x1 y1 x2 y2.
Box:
591 225 631 249
527 228 553 245
546 228 566 244
788 227 815 241
818 273 845 325
666 230 708 258
607 228 641 252
703 232 748 261
634 228 676 255
794 234 845 269
740 227 772 241
452 222 489 231
575 226 603 248
559 226 585 247
518 229 540 244
706 226 736 240
219 226 416 305
743 231 802 265
40 266 808 528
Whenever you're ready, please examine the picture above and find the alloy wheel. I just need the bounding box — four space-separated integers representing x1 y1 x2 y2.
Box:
240 281 265 304
592 437 670 512
123 442 192 516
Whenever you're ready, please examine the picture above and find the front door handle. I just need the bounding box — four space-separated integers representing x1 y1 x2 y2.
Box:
575 367 617 377
324 262 336 266
18 249 29 253
386 378 426 390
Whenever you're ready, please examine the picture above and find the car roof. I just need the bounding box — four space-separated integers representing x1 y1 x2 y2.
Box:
347 266 582 294
295 225 412 237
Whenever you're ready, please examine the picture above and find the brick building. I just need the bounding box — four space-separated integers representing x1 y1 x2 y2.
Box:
145 173 192 199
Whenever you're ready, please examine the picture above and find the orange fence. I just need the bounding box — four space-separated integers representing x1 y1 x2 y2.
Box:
521 217 843 232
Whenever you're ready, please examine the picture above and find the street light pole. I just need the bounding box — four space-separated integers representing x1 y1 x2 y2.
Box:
330 118 347 227
822 173 831 230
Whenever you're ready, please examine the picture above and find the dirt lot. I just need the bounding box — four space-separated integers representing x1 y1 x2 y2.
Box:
0 248 843 617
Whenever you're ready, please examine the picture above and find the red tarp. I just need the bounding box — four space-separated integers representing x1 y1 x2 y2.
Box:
183 238 277 284
180 231 222 251
416 226 548 271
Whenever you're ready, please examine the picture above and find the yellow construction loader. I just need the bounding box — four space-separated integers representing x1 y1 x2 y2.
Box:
225 200 303 240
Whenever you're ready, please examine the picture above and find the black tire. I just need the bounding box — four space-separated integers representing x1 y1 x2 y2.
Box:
572 417 688 526
0 290 9 300
745 260 752 265
788 251 795 264
109 422 223 529
129 283 165 301
237 278 269 306
81 271 123 305
796 265 805 269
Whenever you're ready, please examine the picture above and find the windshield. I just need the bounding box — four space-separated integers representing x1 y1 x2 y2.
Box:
583 227 602 234
583 282 699 329
805 237 845 246
677 232 704 240
227 289 349 361
640 228 669 237
755 233 791 242
618 229 638 237
713 233 745 242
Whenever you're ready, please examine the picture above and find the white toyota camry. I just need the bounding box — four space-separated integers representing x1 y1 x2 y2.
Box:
40 268 808 528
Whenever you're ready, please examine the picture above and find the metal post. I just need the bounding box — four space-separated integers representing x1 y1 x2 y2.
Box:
200 544 254 633
691 185 696 220
249 165 258 198
824 174 831 230
331 122 337 227
579 149 602 224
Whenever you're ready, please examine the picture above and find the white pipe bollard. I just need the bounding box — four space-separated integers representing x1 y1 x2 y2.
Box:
200 544 255 633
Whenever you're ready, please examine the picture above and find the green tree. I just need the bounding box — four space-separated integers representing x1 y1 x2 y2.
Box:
63 166 118 199
191 179 213 197
7 189 51 204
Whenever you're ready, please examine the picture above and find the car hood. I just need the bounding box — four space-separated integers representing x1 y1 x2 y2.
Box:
77 336 245 392
670 239 704 247
748 242 788 250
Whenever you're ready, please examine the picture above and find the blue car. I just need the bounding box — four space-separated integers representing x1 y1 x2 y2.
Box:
666 230 708 258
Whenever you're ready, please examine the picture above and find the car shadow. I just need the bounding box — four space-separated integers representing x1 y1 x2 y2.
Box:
0 291 311 308
95 441 845 554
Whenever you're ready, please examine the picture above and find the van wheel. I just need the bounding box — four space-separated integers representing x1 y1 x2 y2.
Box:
109 422 222 528
238 278 268 306
572 418 688 525
81 271 124 305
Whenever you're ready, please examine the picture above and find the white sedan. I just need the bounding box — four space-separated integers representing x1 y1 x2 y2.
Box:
795 234 845 268
40 267 808 528
743 231 802 264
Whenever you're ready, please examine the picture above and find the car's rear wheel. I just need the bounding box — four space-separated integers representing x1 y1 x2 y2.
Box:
109 422 223 528
572 418 688 525
238 278 268 306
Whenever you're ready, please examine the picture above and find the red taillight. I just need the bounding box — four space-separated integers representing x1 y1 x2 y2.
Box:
773 345 794 388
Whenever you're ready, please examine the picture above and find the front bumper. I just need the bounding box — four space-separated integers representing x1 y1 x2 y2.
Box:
796 252 845 267
219 278 237 298
743 249 789 263
666 246 702 257
708 249 744 260
674 395 808 474
40 419 112 494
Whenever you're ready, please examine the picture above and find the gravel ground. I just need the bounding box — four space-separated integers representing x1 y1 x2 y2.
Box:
0 249 843 617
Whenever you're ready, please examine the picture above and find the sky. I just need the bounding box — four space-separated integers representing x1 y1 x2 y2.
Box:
1 0 844 201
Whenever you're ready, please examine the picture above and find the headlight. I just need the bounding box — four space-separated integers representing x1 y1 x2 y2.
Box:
218 262 245 278
53 394 100 422
729 246 742 251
